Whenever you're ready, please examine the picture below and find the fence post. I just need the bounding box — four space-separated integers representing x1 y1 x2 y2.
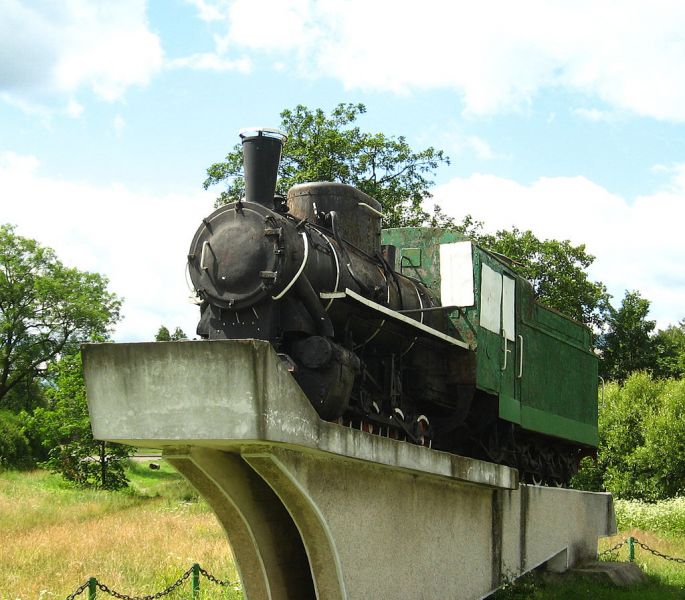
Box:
628 537 635 562
88 577 97 600
192 563 200 599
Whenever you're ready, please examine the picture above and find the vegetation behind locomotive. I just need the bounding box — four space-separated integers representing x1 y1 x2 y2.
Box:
188 129 598 485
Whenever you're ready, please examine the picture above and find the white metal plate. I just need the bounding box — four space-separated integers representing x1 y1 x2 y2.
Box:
502 275 515 341
439 242 475 307
480 264 502 335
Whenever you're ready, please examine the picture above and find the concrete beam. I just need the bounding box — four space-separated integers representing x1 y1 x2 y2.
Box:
83 340 616 600
83 340 517 490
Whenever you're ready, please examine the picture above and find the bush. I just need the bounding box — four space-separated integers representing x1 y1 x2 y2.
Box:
615 497 685 536
574 373 685 501
0 410 31 468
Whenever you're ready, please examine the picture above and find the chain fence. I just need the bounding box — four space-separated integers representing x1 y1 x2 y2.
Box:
62 536 684 598
65 563 239 600
599 536 685 564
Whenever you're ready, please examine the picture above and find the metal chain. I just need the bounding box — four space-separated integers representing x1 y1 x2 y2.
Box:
65 579 90 600
598 536 685 564
633 538 685 564
199 566 233 587
598 538 628 557
94 566 194 600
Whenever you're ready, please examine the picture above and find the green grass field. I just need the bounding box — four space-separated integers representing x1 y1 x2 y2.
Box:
0 461 241 599
1 463 685 599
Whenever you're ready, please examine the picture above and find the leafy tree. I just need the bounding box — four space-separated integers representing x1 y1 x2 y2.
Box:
0 224 121 408
599 290 656 381
1 376 45 413
204 103 450 227
450 219 610 330
155 325 187 341
573 372 685 500
0 409 31 468
26 352 131 489
653 320 685 379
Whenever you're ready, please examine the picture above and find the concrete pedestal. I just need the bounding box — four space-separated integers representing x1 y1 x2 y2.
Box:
83 340 615 600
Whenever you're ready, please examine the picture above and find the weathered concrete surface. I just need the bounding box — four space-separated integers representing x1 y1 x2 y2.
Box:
83 340 616 600
572 562 646 587
83 340 516 490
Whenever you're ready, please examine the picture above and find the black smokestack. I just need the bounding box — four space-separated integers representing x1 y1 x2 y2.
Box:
240 128 287 208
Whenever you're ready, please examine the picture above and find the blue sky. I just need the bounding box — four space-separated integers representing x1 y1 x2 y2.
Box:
1 0 684 340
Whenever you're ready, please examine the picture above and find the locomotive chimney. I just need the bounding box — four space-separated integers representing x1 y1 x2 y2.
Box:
240 128 287 208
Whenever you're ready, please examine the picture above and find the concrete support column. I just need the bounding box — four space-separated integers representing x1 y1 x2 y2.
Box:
164 446 315 600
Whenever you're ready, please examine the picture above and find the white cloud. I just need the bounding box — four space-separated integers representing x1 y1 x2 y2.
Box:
421 124 503 162
465 136 499 161
167 52 251 73
430 169 685 328
572 108 616 122
185 0 229 22
0 0 163 111
190 0 685 121
113 115 126 136
65 99 85 118
0 151 215 342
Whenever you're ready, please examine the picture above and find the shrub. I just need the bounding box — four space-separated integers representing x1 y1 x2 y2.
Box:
0 409 31 468
574 373 685 501
615 497 685 536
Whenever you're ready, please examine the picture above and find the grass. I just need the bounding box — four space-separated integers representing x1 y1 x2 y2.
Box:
3 464 685 599
0 461 241 600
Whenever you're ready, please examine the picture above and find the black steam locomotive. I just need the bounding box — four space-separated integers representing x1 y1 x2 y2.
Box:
188 129 598 484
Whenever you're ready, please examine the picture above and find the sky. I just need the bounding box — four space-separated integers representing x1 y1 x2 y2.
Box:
1 0 684 341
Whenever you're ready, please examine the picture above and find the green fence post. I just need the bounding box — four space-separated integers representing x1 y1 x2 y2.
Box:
628 537 635 562
88 577 97 600
192 563 200 599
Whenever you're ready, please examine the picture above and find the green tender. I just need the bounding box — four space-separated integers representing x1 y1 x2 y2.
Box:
381 227 598 447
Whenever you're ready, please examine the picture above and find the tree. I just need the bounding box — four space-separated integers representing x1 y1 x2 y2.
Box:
599 290 656 381
155 325 187 341
0 409 31 468
26 352 131 489
0 225 121 408
204 103 450 228
450 219 610 330
573 372 685 501
653 320 685 379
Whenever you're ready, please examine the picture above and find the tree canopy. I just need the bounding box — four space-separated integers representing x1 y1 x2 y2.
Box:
0 224 121 408
653 320 685 380
155 325 187 341
204 103 450 228
573 372 685 501
598 290 656 381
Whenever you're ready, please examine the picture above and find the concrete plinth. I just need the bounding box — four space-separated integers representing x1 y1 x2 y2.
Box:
83 340 616 600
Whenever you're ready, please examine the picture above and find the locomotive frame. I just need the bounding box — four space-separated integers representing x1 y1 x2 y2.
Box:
187 128 598 486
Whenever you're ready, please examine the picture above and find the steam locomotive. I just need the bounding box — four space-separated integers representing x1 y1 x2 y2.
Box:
187 129 598 485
